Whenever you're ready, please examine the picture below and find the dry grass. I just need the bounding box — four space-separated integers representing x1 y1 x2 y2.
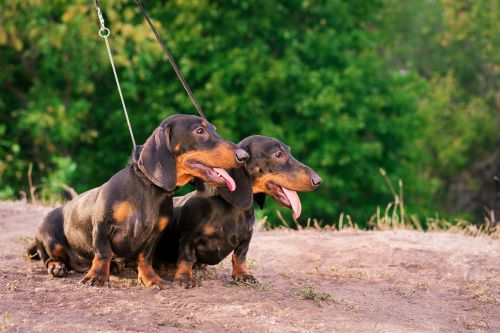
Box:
260 168 500 241
246 257 256 270
157 319 182 328
315 265 368 281
369 169 499 237
456 314 490 330
1 313 13 333
21 162 77 207
466 282 500 304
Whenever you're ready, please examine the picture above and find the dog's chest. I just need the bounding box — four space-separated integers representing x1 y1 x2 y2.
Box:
194 209 252 264
111 196 172 257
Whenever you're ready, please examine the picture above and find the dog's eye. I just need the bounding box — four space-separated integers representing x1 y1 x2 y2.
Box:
274 151 284 159
195 127 205 135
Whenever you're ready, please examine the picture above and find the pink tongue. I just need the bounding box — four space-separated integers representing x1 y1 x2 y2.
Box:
213 168 236 192
281 187 302 220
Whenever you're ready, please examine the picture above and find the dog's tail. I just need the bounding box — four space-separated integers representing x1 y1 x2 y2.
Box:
26 241 40 260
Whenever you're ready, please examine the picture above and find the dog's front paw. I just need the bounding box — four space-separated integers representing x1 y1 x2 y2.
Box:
233 274 258 284
143 277 170 290
173 274 197 289
138 273 171 290
80 272 110 287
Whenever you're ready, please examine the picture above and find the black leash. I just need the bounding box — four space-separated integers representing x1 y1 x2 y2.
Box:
135 0 207 120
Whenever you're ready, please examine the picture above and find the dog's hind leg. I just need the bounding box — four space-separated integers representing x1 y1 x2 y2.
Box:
26 241 39 260
35 207 70 278
39 242 69 278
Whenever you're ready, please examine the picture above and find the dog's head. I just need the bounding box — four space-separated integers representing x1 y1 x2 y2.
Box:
137 114 249 192
218 135 321 219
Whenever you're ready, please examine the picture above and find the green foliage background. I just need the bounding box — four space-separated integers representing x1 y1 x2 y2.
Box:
0 0 498 226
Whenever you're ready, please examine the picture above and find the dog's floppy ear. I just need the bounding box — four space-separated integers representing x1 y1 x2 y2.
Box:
137 125 177 192
218 168 253 209
253 193 266 210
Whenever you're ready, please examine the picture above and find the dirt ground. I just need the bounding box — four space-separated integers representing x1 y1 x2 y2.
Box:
0 201 499 333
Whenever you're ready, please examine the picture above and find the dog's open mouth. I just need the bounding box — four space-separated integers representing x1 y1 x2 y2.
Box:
267 182 302 220
186 161 236 191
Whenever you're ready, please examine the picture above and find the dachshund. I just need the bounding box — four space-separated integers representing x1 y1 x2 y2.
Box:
153 135 321 287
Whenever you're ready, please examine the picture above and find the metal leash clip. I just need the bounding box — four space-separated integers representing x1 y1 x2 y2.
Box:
95 2 110 38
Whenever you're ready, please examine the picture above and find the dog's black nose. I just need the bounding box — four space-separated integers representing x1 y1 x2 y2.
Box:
311 173 322 187
235 148 249 164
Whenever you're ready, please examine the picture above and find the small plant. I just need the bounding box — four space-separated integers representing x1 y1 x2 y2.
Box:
157 319 182 328
294 282 332 306
330 265 341 273
395 288 415 297
351 270 368 280
416 280 429 291
227 279 269 291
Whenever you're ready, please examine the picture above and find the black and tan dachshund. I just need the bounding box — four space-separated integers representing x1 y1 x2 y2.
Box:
28 114 249 289
153 135 321 287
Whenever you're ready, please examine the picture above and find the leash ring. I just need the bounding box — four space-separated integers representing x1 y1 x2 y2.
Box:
98 27 110 38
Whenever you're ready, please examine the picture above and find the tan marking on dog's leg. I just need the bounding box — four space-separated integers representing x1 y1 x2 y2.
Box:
203 225 216 236
231 253 249 277
87 256 111 280
158 217 169 231
52 244 65 258
174 260 193 280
